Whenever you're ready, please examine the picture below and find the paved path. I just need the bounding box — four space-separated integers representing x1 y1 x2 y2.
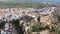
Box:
10 23 18 34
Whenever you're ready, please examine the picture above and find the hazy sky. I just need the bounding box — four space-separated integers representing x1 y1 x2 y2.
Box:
0 0 59 1
0 0 14 1
0 0 59 2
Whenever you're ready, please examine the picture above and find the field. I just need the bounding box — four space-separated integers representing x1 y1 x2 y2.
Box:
0 2 57 8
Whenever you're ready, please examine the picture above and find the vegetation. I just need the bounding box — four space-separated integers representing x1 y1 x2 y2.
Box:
31 23 40 32
0 21 5 28
0 2 56 8
12 20 22 34
57 15 60 34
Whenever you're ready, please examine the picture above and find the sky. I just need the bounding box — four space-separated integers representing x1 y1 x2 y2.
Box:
0 0 16 1
0 0 59 1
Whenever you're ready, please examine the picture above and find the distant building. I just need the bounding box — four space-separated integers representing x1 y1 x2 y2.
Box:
4 23 9 31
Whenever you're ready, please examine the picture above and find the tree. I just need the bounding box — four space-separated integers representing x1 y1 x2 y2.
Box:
31 23 40 32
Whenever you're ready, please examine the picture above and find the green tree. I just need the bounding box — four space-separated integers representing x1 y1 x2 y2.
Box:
31 23 40 32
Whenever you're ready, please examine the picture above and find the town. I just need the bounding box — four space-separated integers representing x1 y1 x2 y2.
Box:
0 7 59 34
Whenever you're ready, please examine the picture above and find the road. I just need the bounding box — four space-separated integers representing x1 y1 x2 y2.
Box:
10 23 18 34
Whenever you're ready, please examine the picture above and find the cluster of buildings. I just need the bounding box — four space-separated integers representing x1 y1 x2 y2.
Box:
0 23 12 34
0 7 57 34
0 7 56 22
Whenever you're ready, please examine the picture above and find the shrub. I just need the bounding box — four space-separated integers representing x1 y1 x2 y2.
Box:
31 23 40 32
